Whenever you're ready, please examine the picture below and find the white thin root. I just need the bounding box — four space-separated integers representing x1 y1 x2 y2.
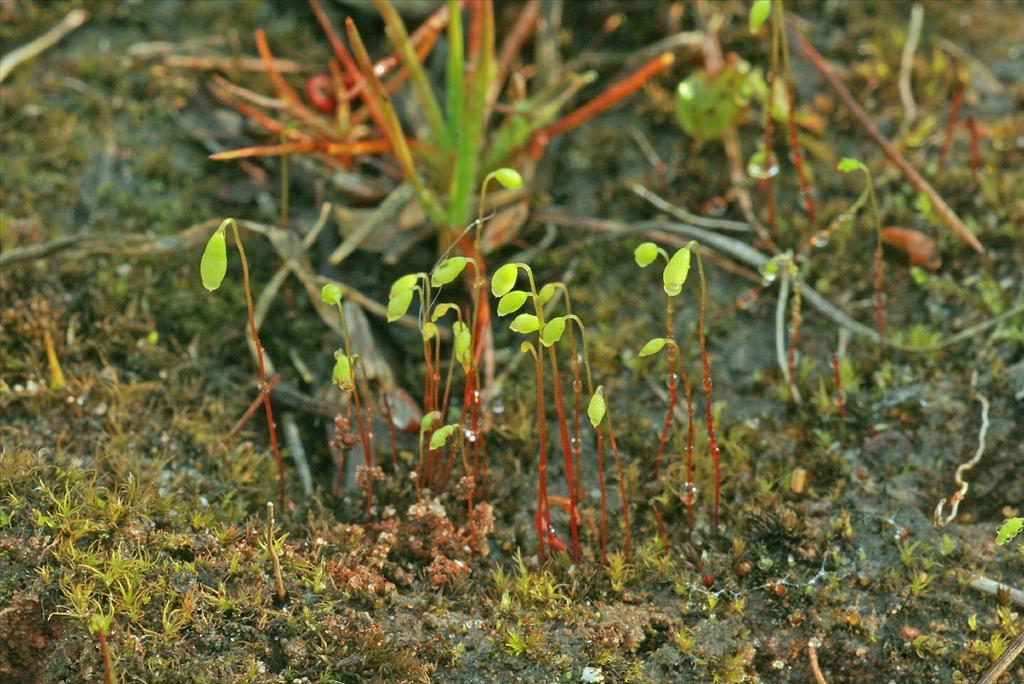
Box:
898 3 924 130
934 377 989 528
0 9 89 83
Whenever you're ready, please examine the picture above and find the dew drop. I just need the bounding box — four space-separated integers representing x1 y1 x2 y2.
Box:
570 437 582 454
667 372 679 390
762 271 778 284
680 482 699 506
572 379 583 393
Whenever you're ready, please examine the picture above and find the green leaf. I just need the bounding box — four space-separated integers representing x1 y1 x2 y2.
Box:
749 0 771 32
200 227 228 291
497 290 530 316
390 274 419 298
387 289 414 322
634 242 660 267
638 338 669 357
431 257 471 287
429 424 457 451
332 352 352 387
321 283 343 305
493 167 523 189
761 254 786 283
587 385 606 428
491 263 519 297
540 316 567 347
537 283 557 305
837 157 867 173
520 340 535 355
663 246 692 296
996 517 1023 546
422 321 438 341
431 303 460 321
453 321 472 367
421 410 442 433
509 313 540 334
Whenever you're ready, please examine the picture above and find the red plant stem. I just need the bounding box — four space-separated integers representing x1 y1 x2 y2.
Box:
336 403 353 489
939 81 963 170
536 52 675 141
679 363 695 493
651 503 669 558
350 373 373 519
547 346 580 563
654 352 678 477
97 630 114 684
380 390 398 469
789 27 983 254
231 224 286 508
785 81 816 223
533 352 549 562
832 351 846 418
966 116 981 183
604 394 631 558
568 339 583 505
224 373 281 445
694 248 722 531
596 428 608 564
787 279 802 401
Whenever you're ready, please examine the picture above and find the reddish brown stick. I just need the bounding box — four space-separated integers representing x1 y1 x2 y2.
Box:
547 347 580 563
605 395 631 558
966 116 981 183
785 82 816 223
651 503 670 558
224 374 281 445
694 248 722 530
789 28 984 254
533 353 549 562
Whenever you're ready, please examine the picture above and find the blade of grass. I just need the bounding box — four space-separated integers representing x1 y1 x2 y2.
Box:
445 0 464 150
447 0 494 229
374 0 450 151
345 16 446 226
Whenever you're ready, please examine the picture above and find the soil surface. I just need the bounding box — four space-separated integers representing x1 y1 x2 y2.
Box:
2 1 1022 683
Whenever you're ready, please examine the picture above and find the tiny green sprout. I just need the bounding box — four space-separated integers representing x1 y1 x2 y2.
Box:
491 263 519 297
749 0 771 32
540 316 567 347
587 386 606 428
663 244 692 296
387 288 415 322
996 517 1023 546
453 321 472 368
321 282 343 305
200 223 228 291
520 340 535 355
332 352 352 387
837 157 868 174
421 410 442 434
638 337 671 357
429 424 458 451
537 282 557 305
89 611 112 636
422 321 439 341
431 256 471 287
431 302 460 321
498 290 530 316
634 242 664 268
390 273 419 298
492 167 523 189
509 313 540 334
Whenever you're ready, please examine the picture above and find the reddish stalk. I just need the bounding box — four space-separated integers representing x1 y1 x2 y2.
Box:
223 373 280 445
785 81 816 223
531 349 550 562
97 630 115 684
787 278 802 401
966 116 981 183
693 247 722 530
604 393 631 558
654 351 678 477
546 346 580 563
532 52 675 148
380 390 398 469
230 224 286 508
350 368 373 519
831 351 846 418
939 80 964 170
596 426 608 564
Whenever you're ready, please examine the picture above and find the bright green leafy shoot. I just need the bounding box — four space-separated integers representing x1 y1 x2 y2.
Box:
634 242 666 268
321 283 343 305
452 321 473 369
996 517 1023 546
431 256 472 287
200 222 229 291
638 337 673 357
749 0 772 33
540 316 568 348
332 352 352 388
587 385 606 428
509 313 540 334
497 290 530 316
429 424 459 451
491 263 520 297
663 244 693 296
537 282 557 305
838 157 869 174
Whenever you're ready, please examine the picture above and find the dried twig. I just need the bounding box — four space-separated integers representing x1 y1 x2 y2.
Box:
788 25 983 254
0 8 88 83
968 577 1024 609
976 631 1024 684
934 372 989 528
776 266 801 402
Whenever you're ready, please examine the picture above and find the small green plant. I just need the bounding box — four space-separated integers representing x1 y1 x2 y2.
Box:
200 218 286 506
996 517 1023 545
636 240 722 530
